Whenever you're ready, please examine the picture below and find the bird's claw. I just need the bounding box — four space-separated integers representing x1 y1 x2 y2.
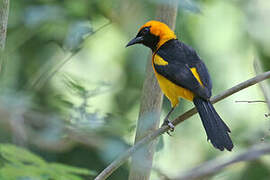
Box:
167 121 175 131
162 119 175 136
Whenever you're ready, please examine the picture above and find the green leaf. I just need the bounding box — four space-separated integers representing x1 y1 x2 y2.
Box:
0 144 46 166
49 163 96 176
0 144 95 180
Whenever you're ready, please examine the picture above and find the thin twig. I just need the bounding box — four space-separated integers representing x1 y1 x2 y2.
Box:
94 71 270 180
253 59 270 141
31 52 75 90
172 143 270 180
29 21 111 90
235 100 267 103
254 59 270 110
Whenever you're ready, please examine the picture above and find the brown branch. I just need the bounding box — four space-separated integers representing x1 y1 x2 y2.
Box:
94 71 270 180
253 59 270 140
128 1 178 180
254 59 270 110
0 0 9 50
172 143 270 180
0 0 9 73
235 100 267 103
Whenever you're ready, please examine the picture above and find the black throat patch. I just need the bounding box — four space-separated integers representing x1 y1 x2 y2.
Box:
142 33 159 52
137 26 160 52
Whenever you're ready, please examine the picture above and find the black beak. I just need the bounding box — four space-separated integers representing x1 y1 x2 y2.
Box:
126 36 143 47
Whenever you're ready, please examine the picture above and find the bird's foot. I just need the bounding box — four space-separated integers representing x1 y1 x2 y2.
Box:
162 119 175 136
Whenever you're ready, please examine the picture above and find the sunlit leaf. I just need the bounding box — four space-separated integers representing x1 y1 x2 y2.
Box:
63 75 87 95
0 144 95 180
0 144 46 166
50 163 96 176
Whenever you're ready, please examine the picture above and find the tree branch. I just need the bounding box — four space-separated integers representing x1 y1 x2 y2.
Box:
128 1 178 180
94 71 270 180
254 59 270 110
235 100 267 103
0 0 9 50
27 21 111 91
0 0 9 73
172 143 270 180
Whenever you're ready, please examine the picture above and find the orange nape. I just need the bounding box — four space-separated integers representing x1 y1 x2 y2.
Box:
139 21 176 49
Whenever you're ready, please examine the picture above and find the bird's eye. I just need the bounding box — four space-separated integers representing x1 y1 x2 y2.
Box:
141 27 150 35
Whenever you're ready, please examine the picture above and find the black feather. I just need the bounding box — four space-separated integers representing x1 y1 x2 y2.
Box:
193 97 233 151
155 39 212 99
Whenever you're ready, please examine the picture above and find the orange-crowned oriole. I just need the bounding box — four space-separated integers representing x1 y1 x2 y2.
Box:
126 21 233 151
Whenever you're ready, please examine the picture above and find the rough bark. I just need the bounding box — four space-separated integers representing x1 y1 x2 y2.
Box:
128 1 178 180
0 0 9 73
0 0 9 50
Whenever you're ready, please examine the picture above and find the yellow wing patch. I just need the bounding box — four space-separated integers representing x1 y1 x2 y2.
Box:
190 67 203 86
152 57 204 107
153 56 203 86
153 55 168 65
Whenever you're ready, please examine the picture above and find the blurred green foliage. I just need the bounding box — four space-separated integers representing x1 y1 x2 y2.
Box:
0 0 269 179
0 144 95 180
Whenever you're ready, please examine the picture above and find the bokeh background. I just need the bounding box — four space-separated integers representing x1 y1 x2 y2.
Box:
0 0 270 179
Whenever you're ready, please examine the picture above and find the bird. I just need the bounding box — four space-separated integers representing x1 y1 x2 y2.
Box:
126 20 233 151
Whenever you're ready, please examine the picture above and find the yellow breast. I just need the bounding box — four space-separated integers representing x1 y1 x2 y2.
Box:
152 55 202 107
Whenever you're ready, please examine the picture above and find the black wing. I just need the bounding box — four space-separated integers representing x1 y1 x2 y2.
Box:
195 60 212 91
155 39 212 99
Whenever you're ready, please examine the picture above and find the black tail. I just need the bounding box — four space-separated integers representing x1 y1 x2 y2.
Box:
193 97 233 151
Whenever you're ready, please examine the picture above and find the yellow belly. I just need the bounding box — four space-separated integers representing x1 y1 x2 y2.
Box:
152 54 202 107
155 72 194 107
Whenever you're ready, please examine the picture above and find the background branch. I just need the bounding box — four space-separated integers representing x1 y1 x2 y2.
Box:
27 21 111 91
0 0 9 72
235 100 267 103
0 0 9 50
128 1 178 180
254 59 270 110
172 143 270 180
94 70 270 180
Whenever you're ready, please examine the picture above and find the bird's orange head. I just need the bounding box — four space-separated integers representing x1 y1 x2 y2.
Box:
126 20 176 52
